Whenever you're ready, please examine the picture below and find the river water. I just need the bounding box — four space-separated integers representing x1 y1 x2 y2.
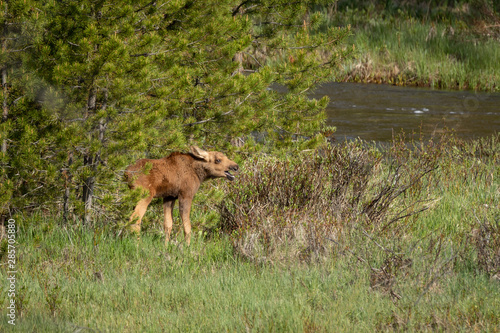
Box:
310 83 500 142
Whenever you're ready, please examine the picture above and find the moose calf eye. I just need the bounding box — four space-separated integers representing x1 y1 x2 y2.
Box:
215 159 221 164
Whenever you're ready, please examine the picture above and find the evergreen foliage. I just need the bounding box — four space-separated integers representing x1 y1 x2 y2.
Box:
0 0 351 223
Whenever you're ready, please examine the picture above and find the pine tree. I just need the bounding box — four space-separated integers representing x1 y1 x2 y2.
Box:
0 0 61 219
3 0 352 223
29 0 175 223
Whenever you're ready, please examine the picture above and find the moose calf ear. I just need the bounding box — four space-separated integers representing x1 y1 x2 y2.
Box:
190 146 209 161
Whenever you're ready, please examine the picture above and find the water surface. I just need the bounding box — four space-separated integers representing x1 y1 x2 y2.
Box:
310 83 500 142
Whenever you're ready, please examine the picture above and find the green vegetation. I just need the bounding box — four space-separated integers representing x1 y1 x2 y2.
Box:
323 0 500 91
0 0 350 223
1 134 499 332
1 1 499 332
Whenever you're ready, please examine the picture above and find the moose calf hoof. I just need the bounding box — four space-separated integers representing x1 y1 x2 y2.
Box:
130 224 141 235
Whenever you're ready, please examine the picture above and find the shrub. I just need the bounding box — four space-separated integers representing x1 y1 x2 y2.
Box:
219 141 438 263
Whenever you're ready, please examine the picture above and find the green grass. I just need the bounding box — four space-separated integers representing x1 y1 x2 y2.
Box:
411 147 499 236
1 135 499 332
1 223 384 332
320 5 500 91
2 221 499 332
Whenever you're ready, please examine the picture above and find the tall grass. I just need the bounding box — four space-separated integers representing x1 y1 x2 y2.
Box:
319 3 500 91
1 134 499 332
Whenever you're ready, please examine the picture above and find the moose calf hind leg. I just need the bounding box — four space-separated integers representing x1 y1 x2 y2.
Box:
163 198 176 246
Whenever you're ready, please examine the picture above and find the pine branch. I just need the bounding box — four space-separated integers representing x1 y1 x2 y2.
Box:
184 93 252 126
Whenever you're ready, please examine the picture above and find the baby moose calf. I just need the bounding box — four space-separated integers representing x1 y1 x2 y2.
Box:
125 146 238 245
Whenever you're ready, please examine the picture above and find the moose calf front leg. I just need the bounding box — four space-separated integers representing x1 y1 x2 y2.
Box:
163 197 176 246
130 195 153 234
179 197 193 246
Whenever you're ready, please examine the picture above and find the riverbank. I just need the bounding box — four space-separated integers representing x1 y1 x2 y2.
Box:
326 2 500 91
2 134 498 331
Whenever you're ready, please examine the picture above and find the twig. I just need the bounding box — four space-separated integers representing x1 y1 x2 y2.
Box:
413 236 469 307
360 228 397 255
184 93 252 126
412 250 458 307
243 51 263 68
381 205 431 232
326 237 379 273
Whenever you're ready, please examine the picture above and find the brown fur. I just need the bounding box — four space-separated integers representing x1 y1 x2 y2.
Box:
125 146 238 245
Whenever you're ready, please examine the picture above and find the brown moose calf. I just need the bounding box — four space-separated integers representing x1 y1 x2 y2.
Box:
125 146 238 245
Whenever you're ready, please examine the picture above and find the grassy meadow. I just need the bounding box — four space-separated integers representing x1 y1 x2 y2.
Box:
2 1 499 332
1 134 499 332
321 2 500 91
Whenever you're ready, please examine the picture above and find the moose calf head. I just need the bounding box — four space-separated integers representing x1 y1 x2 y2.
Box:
189 146 239 181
